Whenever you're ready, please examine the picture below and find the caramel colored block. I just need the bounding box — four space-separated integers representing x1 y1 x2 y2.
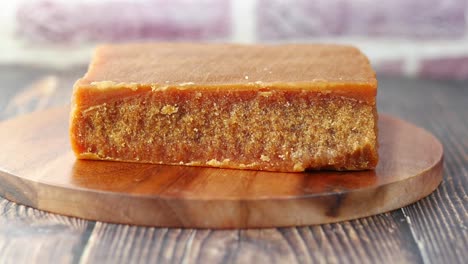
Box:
70 43 378 172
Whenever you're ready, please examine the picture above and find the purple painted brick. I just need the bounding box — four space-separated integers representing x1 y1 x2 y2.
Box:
420 57 468 80
373 60 406 76
257 0 466 40
257 0 348 40
16 0 231 44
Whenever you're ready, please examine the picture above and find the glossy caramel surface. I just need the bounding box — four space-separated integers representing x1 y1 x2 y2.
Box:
76 43 377 101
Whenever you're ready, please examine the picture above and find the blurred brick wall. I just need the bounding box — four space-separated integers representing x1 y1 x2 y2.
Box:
1 0 467 80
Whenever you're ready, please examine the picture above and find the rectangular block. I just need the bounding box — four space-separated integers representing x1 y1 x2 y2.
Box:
420 56 468 80
70 43 378 172
373 59 406 76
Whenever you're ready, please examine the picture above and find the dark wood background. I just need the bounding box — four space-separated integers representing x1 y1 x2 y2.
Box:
0 65 466 263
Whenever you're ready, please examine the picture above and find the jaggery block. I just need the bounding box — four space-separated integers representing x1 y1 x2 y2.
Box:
70 43 378 172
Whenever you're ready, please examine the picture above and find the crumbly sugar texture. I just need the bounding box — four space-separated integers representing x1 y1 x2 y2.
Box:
70 43 378 172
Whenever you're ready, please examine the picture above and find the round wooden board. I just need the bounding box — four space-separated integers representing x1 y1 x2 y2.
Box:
0 106 443 229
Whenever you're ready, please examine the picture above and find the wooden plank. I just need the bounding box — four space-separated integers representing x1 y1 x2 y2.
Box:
76 216 423 263
378 77 468 264
0 66 83 120
0 66 88 264
0 194 95 263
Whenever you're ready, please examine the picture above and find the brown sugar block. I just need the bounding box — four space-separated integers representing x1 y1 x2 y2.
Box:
70 43 378 172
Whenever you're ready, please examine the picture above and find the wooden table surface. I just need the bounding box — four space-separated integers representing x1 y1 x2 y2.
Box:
0 65 466 264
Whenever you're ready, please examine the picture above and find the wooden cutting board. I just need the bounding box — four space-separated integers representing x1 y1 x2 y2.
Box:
0 106 443 229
